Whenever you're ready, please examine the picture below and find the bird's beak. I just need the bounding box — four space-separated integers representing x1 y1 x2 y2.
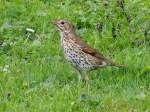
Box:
49 20 57 26
49 20 60 32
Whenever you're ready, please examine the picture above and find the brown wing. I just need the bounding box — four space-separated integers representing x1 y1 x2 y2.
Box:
72 36 107 61
82 44 106 60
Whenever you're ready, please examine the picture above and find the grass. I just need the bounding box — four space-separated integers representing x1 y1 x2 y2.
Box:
0 0 150 112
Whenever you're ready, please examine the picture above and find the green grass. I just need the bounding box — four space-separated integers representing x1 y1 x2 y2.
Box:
0 0 150 112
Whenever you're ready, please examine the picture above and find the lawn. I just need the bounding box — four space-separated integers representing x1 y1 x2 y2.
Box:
0 0 150 112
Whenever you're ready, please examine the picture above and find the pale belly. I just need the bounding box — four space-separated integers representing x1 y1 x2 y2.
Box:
63 47 97 70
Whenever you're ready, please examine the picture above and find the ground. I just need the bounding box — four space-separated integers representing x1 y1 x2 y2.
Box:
0 0 150 112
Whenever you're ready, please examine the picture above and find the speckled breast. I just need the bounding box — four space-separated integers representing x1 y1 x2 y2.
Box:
62 38 98 70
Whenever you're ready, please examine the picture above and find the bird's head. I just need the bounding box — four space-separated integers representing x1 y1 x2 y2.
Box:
51 19 75 33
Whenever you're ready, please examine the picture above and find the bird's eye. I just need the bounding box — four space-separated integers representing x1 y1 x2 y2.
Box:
61 21 65 25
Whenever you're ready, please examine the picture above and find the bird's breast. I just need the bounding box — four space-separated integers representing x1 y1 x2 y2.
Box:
61 38 99 70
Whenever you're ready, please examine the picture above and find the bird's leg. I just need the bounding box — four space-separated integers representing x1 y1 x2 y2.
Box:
77 70 82 83
82 71 90 94
77 69 90 94
81 71 89 84
77 68 82 84
69 65 76 81
84 74 89 86
78 70 90 85
77 70 90 96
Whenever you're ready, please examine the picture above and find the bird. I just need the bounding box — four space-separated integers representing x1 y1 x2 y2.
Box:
51 19 125 83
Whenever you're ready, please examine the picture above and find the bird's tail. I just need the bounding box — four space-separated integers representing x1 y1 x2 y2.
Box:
110 63 127 67
108 60 127 68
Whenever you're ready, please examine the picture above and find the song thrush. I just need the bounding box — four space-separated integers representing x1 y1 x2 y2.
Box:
51 19 125 82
